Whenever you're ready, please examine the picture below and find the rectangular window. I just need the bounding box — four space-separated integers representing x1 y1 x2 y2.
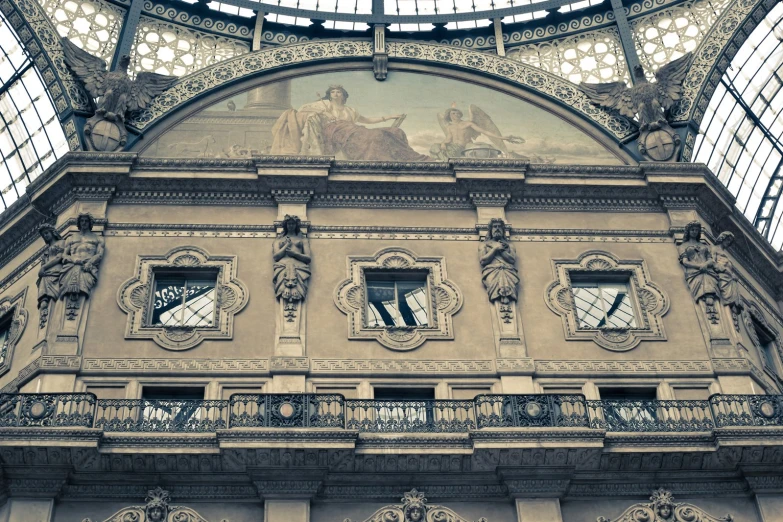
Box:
365 272 429 327
150 272 217 327
572 280 637 329
373 387 435 425
599 387 657 425
141 386 205 426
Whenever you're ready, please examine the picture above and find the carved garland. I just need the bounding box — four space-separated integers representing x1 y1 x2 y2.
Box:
334 247 462 351
0 289 28 377
545 251 669 351
117 246 248 350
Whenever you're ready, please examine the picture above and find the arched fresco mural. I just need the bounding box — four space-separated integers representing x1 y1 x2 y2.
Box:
140 71 625 165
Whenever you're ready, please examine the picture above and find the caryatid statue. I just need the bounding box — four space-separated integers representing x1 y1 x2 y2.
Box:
272 215 311 321
36 223 65 328
479 218 520 305
59 213 105 320
678 221 721 324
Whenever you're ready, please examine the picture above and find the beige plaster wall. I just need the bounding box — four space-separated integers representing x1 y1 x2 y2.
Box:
505 210 670 231
311 500 516 522
107 204 278 226
560 496 759 522
54 500 262 522
308 208 477 229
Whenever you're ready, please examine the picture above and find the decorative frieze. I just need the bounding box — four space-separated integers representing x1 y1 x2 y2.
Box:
81 358 269 373
311 359 493 374
535 360 711 375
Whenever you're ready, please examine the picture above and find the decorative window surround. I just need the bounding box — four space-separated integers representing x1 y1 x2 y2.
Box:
545 251 669 351
117 246 248 350
334 248 462 351
0 289 28 377
744 301 783 383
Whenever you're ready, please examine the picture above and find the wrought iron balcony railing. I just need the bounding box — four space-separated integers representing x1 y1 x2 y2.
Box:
709 394 783 427
586 399 715 432
2 393 782 434
0 393 95 427
475 394 589 428
229 394 344 428
95 398 229 432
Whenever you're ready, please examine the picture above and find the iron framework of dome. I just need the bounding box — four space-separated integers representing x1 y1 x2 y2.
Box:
0 0 781 245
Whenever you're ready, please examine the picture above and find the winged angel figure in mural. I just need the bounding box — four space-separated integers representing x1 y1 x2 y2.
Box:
579 53 692 162
430 103 524 160
61 39 177 152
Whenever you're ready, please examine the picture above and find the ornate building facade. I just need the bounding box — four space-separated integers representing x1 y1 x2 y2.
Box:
0 0 783 520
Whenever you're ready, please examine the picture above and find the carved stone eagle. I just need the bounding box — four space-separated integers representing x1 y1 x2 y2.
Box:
579 53 692 131
61 39 176 150
61 38 176 124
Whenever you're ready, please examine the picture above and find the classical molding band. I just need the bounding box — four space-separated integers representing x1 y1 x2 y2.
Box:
535 360 712 376
81 358 269 373
310 359 494 374
124 40 634 140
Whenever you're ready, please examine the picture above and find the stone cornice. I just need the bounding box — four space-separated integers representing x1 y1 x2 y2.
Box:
2 154 783 302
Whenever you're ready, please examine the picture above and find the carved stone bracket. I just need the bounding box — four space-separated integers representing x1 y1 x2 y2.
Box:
345 489 487 522
597 488 732 522
0 289 28 378
334 247 462 350
545 251 669 351
117 246 248 350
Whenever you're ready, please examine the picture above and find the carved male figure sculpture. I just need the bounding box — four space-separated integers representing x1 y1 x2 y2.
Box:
678 221 720 323
479 218 519 304
36 223 65 328
272 215 311 318
59 213 105 319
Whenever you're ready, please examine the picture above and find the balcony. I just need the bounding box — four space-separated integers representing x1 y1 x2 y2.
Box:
1 393 782 433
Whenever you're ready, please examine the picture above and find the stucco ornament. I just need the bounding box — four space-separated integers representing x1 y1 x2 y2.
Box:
334 247 462 350
59 213 105 320
117 246 248 350
36 223 65 329
678 221 721 324
545 251 668 351
273 215 311 322
82 487 215 521
344 489 487 522
0 289 28 378
580 53 692 162
479 218 519 305
60 38 176 151
597 488 732 522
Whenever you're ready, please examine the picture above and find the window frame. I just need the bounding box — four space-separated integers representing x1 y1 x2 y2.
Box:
118 246 248 350
570 275 639 330
0 289 28 377
334 247 462 351
363 270 431 328
546 251 669 351
148 269 220 328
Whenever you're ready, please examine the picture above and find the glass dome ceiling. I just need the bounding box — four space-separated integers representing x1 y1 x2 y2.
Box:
1 0 783 252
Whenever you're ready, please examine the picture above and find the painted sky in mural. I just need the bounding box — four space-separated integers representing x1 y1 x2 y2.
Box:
142 71 623 165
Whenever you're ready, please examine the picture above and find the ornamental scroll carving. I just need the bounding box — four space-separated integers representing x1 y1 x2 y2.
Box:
82 487 222 522
344 489 487 522
334 248 462 350
545 251 668 351
117 246 248 350
597 488 732 522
